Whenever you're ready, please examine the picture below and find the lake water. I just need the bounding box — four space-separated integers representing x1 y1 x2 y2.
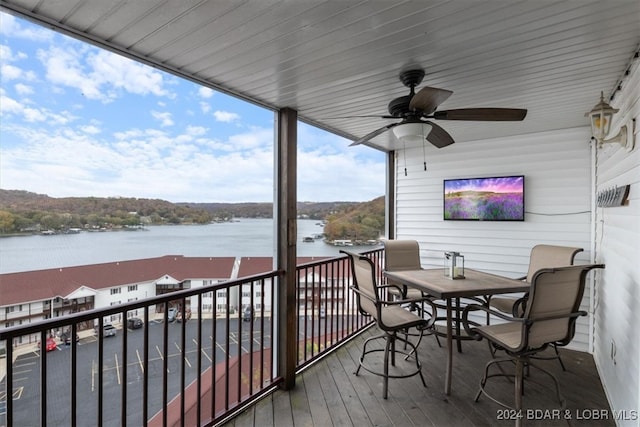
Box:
0 219 360 274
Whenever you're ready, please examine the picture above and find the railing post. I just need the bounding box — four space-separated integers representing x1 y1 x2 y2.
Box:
276 107 298 390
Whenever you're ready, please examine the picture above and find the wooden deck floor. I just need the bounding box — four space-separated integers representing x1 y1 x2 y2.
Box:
224 327 613 427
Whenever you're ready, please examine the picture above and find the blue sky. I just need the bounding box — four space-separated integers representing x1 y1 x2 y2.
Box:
0 12 385 203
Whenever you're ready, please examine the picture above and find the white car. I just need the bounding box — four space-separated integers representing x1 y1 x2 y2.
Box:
102 324 116 337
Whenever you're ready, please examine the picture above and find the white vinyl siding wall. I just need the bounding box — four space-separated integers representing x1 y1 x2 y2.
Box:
393 127 593 350
592 63 640 427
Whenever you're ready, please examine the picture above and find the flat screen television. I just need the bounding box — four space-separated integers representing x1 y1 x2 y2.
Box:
443 175 525 221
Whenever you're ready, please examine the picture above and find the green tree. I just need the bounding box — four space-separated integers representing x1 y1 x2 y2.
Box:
0 210 15 233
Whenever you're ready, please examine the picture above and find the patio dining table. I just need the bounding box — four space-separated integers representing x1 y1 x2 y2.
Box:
383 268 530 395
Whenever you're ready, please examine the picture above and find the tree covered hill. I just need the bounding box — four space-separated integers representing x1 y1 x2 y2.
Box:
0 189 384 237
323 196 385 241
0 189 215 233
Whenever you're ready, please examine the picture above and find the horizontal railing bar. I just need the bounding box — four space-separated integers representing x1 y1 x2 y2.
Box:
0 270 283 340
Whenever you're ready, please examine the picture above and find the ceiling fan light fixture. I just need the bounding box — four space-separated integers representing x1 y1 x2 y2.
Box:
392 122 432 144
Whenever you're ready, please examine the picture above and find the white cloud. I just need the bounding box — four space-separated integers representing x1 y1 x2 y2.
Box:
200 102 211 114
15 83 33 95
151 111 174 127
80 125 101 135
213 110 240 123
0 44 11 61
1 117 384 202
198 87 214 98
37 45 174 102
39 46 103 99
0 91 76 124
186 125 207 136
1 64 22 80
0 90 22 115
0 13 52 41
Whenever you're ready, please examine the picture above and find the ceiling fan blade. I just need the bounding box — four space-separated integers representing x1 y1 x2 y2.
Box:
349 123 398 146
409 86 453 114
324 114 396 120
433 108 527 121
426 121 455 148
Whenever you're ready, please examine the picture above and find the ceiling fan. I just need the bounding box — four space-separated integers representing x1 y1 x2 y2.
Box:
350 69 527 149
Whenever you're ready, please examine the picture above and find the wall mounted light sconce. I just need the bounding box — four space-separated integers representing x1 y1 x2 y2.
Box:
586 92 635 151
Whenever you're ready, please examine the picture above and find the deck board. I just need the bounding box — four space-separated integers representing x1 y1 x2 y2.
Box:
300 368 333 426
224 327 614 427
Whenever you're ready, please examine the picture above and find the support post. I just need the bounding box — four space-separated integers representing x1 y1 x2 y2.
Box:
386 151 396 239
275 107 298 390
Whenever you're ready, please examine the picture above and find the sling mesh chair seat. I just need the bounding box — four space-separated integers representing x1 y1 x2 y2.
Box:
382 239 440 347
462 264 604 427
341 250 436 399
487 245 584 370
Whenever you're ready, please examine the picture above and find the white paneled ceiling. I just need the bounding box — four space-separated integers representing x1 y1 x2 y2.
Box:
1 0 639 151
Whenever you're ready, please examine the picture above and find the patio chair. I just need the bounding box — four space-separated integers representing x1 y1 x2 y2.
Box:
341 250 436 399
487 244 583 369
382 239 440 347
463 264 604 427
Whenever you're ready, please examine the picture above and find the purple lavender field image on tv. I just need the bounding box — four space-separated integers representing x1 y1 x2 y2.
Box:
444 176 524 221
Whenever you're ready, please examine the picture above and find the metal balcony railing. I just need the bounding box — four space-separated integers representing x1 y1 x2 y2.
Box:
0 249 381 427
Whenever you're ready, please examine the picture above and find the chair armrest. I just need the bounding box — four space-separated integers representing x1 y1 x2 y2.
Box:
511 296 528 317
378 283 405 294
349 285 375 302
461 303 525 340
385 296 431 306
526 310 588 324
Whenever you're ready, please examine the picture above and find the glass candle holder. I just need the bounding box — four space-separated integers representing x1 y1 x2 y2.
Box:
444 251 465 279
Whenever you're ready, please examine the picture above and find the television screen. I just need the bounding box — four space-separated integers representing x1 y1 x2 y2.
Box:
443 175 525 221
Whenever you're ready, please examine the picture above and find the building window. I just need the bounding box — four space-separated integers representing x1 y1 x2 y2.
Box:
218 290 227 298
128 285 138 292
242 291 250 297
111 288 121 295
255 291 262 297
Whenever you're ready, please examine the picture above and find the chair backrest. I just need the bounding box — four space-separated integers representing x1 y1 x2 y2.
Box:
525 245 583 283
523 264 603 349
383 239 421 272
342 251 379 319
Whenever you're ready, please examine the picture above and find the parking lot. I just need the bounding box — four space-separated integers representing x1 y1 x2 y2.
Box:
1 317 273 427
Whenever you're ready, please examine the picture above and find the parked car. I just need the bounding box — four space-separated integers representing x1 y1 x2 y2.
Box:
176 309 191 322
60 332 79 345
167 307 177 322
102 324 117 337
127 317 143 329
242 307 254 322
45 337 57 352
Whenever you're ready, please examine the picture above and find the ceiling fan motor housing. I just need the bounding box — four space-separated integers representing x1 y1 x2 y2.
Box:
399 69 425 88
388 95 412 117
388 69 427 117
